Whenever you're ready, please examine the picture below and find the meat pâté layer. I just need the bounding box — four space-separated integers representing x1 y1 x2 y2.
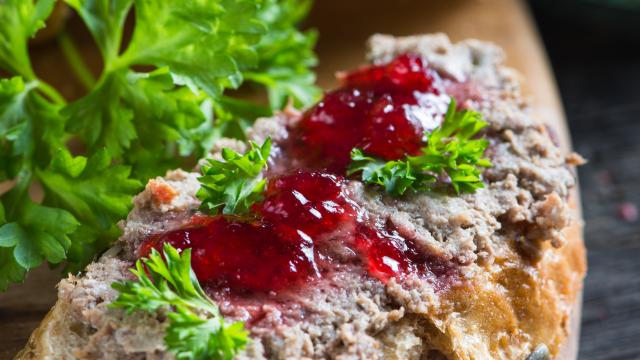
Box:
17 33 586 360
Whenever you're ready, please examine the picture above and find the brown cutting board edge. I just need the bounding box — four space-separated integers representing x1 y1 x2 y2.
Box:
0 0 584 358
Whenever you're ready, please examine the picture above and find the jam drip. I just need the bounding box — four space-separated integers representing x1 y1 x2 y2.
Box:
141 171 455 293
290 54 446 172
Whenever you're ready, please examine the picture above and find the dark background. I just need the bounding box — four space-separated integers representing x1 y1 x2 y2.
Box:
529 1 640 359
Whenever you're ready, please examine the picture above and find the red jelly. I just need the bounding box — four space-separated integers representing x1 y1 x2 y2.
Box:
361 93 424 159
140 216 319 292
140 171 455 293
291 54 441 172
344 53 436 93
354 224 454 282
293 88 372 172
254 171 358 242
141 172 356 292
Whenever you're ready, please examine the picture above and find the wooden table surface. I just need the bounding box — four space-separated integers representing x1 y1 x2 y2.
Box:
529 3 640 359
0 0 585 358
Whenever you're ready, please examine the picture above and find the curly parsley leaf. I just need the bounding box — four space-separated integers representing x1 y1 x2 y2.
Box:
211 96 272 141
111 243 248 360
349 98 492 195
348 149 432 196
0 76 66 172
62 72 136 157
35 148 142 269
37 148 142 231
0 198 86 288
197 138 271 215
8 201 78 267
0 0 56 78
246 0 320 109
122 69 210 178
0 248 24 290
64 0 132 63
414 98 492 193
115 0 264 97
0 197 79 290
0 75 79 289
63 68 207 164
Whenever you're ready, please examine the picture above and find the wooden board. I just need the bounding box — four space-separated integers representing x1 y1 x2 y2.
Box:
0 0 584 358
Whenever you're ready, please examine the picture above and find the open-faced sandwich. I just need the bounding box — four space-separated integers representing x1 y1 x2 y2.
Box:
16 34 585 360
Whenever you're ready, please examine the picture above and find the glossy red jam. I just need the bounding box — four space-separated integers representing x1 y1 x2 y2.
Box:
290 54 442 172
254 171 358 242
355 224 455 282
140 171 455 293
140 216 319 292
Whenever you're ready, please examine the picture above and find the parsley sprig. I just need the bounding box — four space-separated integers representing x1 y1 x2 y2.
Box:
348 98 492 195
197 138 271 215
0 0 319 289
348 150 425 196
112 243 248 360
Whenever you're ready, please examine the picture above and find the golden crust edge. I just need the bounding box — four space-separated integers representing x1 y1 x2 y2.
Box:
553 196 587 360
14 301 63 360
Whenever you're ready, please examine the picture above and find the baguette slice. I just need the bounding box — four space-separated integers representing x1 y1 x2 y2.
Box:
16 34 585 360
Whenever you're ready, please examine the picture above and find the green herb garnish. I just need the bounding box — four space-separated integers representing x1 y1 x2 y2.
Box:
348 98 492 195
0 0 319 289
112 243 248 360
197 138 271 215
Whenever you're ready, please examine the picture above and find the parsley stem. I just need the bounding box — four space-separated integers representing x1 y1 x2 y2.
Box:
58 32 96 91
36 80 66 105
243 72 276 86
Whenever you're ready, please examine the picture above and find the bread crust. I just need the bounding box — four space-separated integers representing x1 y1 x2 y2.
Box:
15 306 58 360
